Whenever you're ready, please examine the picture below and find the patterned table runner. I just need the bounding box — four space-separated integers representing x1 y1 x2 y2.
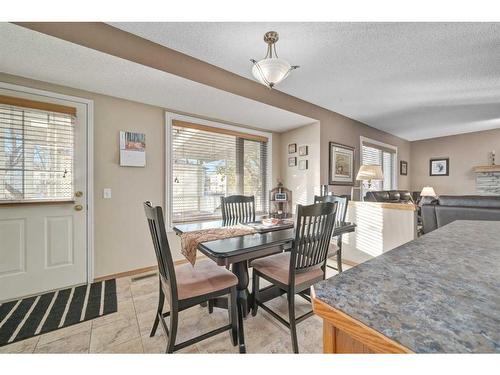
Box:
180 225 257 265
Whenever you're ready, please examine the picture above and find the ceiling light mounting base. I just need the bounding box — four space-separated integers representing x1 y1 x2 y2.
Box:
263 31 279 45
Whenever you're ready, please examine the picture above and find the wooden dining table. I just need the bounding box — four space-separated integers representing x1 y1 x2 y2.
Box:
173 218 356 353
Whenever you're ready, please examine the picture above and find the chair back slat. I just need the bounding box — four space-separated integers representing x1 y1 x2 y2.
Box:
289 202 337 282
143 202 178 301
314 194 349 224
221 195 256 225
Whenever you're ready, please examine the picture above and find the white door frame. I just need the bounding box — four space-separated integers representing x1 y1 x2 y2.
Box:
0 81 95 283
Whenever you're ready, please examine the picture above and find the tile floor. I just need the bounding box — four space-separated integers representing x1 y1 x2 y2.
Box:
0 263 348 354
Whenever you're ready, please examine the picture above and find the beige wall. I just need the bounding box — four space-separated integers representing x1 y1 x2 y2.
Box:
0 73 282 277
320 119 411 197
278 119 412 200
410 128 500 195
279 123 321 210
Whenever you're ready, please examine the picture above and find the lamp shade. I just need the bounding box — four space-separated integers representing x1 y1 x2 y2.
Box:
356 165 384 181
252 58 293 88
420 186 436 197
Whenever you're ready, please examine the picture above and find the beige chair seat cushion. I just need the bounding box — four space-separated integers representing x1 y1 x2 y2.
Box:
174 259 238 300
251 252 323 286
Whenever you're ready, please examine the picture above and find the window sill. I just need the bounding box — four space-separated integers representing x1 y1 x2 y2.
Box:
0 199 76 206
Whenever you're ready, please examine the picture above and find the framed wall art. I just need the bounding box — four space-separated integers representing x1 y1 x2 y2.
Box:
298 145 308 156
288 156 297 167
429 158 449 176
120 131 146 167
288 143 297 154
400 160 408 176
329 142 355 185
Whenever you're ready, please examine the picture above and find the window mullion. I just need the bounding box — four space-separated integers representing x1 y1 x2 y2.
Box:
236 137 244 195
260 141 267 213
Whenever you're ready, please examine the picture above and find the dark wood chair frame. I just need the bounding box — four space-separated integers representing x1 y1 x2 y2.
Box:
206 195 256 315
221 195 256 225
314 194 349 273
144 202 241 353
251 202 338 353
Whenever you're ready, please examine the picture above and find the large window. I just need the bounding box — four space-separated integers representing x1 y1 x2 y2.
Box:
361 138 397 196
0 96 75 202
171 119 268 223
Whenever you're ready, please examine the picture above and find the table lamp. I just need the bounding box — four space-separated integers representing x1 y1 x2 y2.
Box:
420 186 436 197
356 165 384 189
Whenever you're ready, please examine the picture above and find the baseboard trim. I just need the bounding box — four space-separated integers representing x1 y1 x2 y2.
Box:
93 256 205 282
94 265 158 282
342 259 359 267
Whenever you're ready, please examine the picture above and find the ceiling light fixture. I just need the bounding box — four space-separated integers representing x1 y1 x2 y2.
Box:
250 31 299 89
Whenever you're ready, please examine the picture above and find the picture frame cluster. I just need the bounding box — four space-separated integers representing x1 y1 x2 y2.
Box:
288 143 309 170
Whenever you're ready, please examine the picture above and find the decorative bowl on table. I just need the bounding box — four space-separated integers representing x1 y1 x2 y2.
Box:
261 218 281 226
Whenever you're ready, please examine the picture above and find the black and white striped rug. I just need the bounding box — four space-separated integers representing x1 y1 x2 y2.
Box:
0 280 117 347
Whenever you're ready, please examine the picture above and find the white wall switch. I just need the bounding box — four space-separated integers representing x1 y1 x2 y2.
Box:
103 188 112 199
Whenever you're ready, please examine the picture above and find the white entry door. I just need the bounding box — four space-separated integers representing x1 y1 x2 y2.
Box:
0 85 91 302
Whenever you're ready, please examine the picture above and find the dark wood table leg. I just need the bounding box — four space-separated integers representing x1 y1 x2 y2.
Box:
336 235 343 273
232 260 250 317
211 298 228 309
237 298 246 353
258 284 286 302
230 260 249 353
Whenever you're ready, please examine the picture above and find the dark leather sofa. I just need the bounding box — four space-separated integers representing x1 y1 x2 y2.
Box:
364 190 413 203
422 195 500 233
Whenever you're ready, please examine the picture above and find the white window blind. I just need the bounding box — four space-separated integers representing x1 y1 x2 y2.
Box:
171 121 268 223
361 140 397 192
0 99 75 202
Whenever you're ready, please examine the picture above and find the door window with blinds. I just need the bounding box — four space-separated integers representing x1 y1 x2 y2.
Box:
171 120 268 223
0 96 75 202
361 139 397 193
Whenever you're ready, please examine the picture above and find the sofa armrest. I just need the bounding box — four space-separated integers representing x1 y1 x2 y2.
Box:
422 204 438 234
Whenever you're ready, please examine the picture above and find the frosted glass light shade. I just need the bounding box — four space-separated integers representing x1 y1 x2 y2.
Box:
420 186 436 197
356 165 384 181
252 58 293 88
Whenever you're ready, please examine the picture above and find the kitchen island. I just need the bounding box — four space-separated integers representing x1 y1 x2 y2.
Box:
312 220 500 353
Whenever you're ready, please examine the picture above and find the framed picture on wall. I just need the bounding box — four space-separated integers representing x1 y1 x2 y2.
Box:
288 143 297 154
329 142 355 185
119 131 146 167
288 157 297 167
400 160 408 176
299 159 308 170
298 145 308 156
429 158 449 176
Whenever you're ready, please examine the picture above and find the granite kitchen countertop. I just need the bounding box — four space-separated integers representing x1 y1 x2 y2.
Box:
313 220 500 353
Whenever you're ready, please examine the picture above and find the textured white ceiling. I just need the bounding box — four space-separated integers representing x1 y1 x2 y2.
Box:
110 22 500 140
0 23 314 132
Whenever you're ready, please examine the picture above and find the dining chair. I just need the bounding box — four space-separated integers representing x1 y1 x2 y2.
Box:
207 195 255 314
250 202 338 353
314 194 349 272
144 201 241 353
221 195 256 225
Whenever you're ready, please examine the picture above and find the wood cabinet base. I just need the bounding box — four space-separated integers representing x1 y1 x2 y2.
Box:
323 321 374 353
313 296 412 354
